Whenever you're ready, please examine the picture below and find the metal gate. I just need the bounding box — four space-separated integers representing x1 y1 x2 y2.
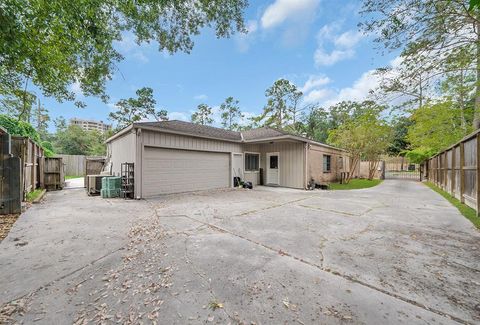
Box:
384 157 421 181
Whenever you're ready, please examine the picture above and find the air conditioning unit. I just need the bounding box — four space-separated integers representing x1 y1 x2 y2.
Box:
86 175 103 196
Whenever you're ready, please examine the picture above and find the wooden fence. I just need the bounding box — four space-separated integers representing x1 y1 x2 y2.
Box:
56 154 85 176
11 136 44 200
425 129 480 215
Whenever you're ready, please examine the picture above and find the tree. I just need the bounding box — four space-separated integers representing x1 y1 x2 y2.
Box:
407 101 471 153
191 104 213 125
109 87 168 129
0 90 37 122
0 0 247 108
220 97 243 130
387 116 413 156
302 105 330 143
360 0 480 127
52 125 106 156
328 105 391 182
32 98 50 138
253 79 303 129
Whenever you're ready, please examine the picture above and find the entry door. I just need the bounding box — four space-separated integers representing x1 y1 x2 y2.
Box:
266 152 279 185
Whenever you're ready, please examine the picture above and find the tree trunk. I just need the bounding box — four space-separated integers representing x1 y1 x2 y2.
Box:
346 155 360 183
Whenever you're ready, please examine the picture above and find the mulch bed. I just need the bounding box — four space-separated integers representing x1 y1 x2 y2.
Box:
0 214 20 242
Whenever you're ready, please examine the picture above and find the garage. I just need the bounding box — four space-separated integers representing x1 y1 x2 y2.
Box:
142 147 230 197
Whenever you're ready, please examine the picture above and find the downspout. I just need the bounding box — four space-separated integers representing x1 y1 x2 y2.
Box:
135 127 142 199
304 142 309 190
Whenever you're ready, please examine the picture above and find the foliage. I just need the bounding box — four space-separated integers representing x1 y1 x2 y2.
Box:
407 101 472 153
301 105 330 142
405 148 436 164
329 179 383 190
360 0 480 127
0 0 247 107
52 125 106 156
109 87 168 129
328 107 392 181
191 104 213 125
252 79 302 129
220 97 243 130
387 116 413 156
26 189 44 202
425 182 480 229
0 90 37 122
0 114 54 156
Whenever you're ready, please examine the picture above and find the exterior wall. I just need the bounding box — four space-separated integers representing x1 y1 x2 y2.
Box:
139 130 243 197
307 144 346 184
107 131 136 177
243 141 305 189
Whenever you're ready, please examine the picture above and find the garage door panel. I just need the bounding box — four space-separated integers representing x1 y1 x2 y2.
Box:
143 147 230 197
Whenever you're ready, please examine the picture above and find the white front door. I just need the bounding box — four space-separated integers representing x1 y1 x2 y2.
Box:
266 152 279 185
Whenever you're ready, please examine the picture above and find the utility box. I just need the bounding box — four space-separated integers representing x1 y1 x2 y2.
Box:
0 128 22 214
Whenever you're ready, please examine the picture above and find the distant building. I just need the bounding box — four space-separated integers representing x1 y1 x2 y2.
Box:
70 118 111 133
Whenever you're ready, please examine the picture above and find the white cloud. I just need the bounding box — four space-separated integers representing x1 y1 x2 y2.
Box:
114 32 152 63
303 88 334 103
261 0 320 29
70 81 83 97
300 75 331 93
194 94 208 101
314 23 364 66
235 20 259 53
323 70 380 107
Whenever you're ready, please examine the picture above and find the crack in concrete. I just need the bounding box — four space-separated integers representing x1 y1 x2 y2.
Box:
180 214 470 325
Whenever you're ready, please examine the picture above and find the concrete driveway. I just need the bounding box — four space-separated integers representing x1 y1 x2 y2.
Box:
1 180 479 324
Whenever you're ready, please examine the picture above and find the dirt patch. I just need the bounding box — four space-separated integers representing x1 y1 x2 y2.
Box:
0 214 20 242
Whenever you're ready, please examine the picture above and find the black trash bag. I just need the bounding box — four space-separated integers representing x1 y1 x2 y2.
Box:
243 181 253 189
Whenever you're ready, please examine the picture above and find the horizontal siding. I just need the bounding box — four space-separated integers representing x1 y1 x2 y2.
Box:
142 130 243 153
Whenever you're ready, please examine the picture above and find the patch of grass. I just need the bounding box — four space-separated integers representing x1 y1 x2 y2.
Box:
26 189 43 202
65 175 82 180
329 178 382 190
425 182 480 230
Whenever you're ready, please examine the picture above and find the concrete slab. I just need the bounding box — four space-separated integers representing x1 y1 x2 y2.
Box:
1 180 479 324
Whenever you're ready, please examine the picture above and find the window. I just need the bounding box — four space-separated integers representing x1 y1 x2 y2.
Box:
245 153 259 171
323 155 331 173
338 156 343 170
269 155 278 169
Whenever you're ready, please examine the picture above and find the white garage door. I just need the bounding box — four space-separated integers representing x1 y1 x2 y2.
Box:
142 147 230 197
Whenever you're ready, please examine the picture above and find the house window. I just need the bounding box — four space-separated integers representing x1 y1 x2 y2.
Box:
245 153 260 171
338 156 343 170
269 155 278 169
323 155 331 173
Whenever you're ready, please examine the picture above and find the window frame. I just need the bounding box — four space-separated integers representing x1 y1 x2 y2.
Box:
338 156 343 170
323 154 331 173
244 152 260 172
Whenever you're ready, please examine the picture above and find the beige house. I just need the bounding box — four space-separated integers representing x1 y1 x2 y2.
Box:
106 121 348 198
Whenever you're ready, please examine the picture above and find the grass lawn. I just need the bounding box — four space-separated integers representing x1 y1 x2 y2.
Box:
66 175 82 180
329 178 382 190
26 189 44 202
425 182 480 230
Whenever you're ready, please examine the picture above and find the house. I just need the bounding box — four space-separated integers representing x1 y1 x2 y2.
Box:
105 120 348 198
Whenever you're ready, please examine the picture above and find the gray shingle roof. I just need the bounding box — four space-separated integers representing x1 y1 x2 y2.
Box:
133 120 340 150
138 120 242 141
241 127 288 141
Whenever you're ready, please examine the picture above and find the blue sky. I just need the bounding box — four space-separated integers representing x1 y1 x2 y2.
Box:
42 0 399 129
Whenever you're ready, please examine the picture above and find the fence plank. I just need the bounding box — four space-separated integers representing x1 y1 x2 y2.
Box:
477 134 480 216
460 142 465 203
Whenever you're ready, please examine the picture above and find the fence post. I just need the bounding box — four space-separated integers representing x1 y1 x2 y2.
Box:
451 148 455 196
460 141 465 204
476 134 480 216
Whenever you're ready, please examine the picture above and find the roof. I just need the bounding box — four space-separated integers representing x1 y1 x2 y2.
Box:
107 120 344 151
139 120 241 141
